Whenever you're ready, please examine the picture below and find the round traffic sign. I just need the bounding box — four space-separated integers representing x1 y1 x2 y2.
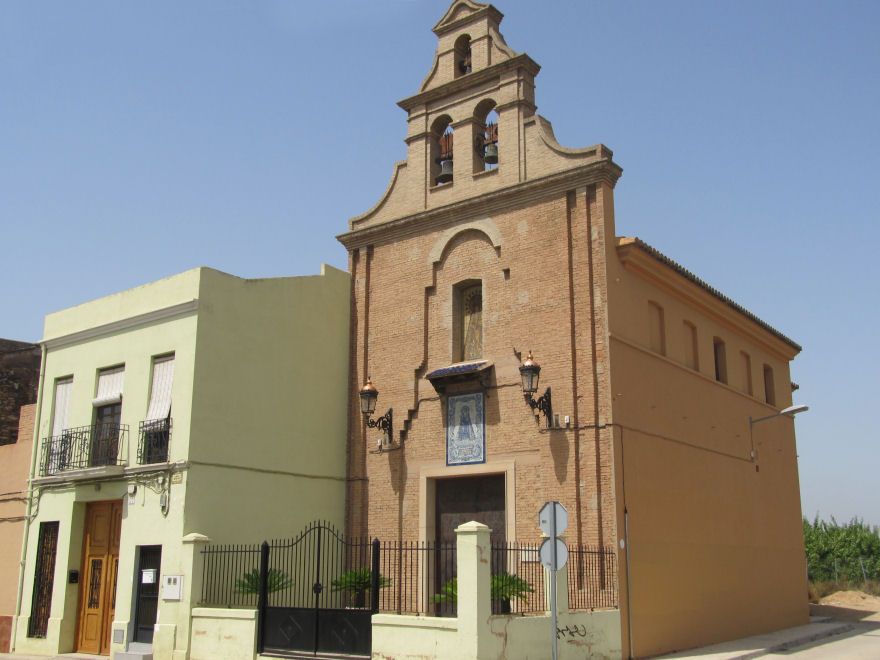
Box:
539 537 568 570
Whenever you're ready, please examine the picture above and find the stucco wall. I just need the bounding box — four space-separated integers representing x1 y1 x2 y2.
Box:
488 610 621 660
189 608 256 660
184 264 350 543
15 273 200 656
14 477 191 656
609 338 806 658
183 464 345 544
16 264 350 658
0 403 37 651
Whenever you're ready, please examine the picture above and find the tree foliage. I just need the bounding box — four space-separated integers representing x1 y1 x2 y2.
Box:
803 516 880 583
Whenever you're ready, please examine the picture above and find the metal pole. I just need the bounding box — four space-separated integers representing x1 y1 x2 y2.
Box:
257 541 269 654
371 538 380 613
551 503 558 660
860 557 867 583
625 509 633 659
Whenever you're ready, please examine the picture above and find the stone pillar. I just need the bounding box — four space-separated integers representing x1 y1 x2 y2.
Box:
455 521 491 659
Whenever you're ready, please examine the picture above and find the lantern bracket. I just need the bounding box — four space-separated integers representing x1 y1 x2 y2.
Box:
525 387 552 427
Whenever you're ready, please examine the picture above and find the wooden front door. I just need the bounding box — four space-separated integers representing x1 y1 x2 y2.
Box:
434 474 505 614
77 500 122 655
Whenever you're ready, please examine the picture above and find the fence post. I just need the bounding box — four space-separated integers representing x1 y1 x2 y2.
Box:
371 538 380 613
456 521 492 659
257 540 269 654
860 557 868 583
834 558 839 583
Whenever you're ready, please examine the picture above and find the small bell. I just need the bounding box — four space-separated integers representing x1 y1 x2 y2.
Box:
484 142 498 164
436 159 453 184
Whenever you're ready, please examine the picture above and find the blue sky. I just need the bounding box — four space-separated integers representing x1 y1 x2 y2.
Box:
2 1 878 527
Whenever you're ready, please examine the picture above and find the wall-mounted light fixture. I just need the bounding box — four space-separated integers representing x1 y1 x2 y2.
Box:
749 403 809 428
519 351 552 427
748 403 809 461
359 378 393 447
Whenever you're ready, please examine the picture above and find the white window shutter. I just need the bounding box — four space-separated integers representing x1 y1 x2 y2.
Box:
146 356 175 420
93 366 124 406
51 378 73 436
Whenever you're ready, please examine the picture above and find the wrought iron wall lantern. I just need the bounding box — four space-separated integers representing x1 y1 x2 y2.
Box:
519 351 552 427
359 378 393 448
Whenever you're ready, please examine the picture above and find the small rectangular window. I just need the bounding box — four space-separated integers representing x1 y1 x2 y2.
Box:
453 281 482 362
683 321 699 370
763 364 776 406
648 302 666 356
740 351 753 395
713 338 727 384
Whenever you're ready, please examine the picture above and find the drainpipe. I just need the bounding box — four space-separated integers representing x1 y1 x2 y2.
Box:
624 508 633 659
11 342 47 652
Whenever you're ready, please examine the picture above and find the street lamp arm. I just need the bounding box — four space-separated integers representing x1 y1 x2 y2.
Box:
749 404 809 428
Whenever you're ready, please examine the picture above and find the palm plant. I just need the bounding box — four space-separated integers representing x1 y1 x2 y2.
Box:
492 571 534 613
234 568 293 595
330 568 390 607
432 572 534 613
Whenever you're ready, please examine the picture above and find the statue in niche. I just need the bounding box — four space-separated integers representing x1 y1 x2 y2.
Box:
462 285 482 361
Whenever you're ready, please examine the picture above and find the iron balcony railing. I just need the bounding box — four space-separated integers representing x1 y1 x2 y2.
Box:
138 418 171 464
39 423 128 476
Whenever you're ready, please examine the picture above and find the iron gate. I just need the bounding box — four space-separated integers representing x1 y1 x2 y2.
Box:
258 521 378 657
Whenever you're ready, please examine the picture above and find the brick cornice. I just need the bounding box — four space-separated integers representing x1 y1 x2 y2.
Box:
337 158 622 250
397 53 540 113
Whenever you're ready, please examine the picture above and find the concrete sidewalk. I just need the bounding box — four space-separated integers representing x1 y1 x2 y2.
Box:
0 653 104 660
0 619 857 660
655 617 855 659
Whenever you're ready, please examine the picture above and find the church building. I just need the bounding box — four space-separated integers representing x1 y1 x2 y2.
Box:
337 2 807 657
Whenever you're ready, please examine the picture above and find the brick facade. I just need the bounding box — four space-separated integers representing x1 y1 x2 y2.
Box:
0 340 40 447
338 3 622 550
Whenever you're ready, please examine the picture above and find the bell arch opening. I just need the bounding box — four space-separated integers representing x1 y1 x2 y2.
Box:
473 99 499 173
454 34 472 78
431 115 454 186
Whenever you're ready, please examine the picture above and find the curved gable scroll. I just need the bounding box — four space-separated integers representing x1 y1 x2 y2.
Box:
428 217 502 266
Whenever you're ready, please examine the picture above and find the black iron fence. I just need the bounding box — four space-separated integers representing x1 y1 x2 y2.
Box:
138 418 171 464
200 542 262 608
376 540 456 617
201 534 618 616
567 545 619 610
39 424 128 476
490 542 545 614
